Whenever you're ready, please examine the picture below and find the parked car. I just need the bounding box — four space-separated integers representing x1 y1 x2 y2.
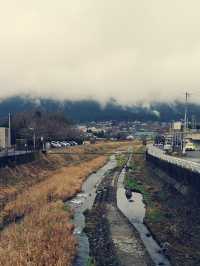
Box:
60 141 68 147
51 141 62 148
64 141 71 147
51 141 58 148
69 141 78 146
61 141 71 147
185 142 196 151
56 141 62 148
163 144 172 153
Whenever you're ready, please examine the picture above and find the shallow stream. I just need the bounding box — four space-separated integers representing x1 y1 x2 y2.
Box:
67 155 117 266
117 168 171 266
68 151 171 266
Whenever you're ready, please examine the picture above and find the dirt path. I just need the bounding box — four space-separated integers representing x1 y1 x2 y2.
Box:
85 167 153 266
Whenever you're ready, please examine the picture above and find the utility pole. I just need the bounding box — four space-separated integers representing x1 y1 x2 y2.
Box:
183 91 190 153
184 92 189 133
8 112 11 148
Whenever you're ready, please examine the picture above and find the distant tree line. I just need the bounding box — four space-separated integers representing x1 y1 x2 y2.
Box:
0 110 82 148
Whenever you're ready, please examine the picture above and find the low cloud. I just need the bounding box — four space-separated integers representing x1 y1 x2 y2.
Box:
0 0 200 104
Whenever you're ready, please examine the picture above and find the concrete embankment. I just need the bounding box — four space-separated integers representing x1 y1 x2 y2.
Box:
146 145 200 194
139 144 200 265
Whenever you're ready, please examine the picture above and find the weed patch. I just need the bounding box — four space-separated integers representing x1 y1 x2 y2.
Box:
116 154 127 168
147 207 165 223
87 257 96 266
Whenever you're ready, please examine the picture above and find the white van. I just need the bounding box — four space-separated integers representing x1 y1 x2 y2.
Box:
185 142 196 151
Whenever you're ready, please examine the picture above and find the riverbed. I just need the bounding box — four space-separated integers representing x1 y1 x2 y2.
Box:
67 155 117 266
68 151 171 266
117 168 171 266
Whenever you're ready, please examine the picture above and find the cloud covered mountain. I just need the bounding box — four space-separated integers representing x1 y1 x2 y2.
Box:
0 96 199 123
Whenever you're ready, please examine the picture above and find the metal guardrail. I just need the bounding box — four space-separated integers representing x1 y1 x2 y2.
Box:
147 144 200 174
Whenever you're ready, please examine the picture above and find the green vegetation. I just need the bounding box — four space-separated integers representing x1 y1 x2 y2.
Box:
116 154 127 168
147 208 165 223
125 174 165 222
124 160 165 223
63 204 72 212
128 161 142 172
124 174 151 205
87 257 96 266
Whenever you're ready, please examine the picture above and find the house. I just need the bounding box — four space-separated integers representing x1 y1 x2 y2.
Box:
0 127 9 149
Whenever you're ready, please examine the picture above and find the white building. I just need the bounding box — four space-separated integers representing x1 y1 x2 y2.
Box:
172 121 182 131
0 127 9 149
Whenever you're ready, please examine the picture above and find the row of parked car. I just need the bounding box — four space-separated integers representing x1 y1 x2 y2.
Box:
51 140 78 148
155 141 196 153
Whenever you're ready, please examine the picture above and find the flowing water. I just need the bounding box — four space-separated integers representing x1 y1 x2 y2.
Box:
117 168 171 266
67 156 117 266
68 150 171 266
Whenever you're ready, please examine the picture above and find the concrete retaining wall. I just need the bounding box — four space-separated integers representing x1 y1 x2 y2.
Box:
146 145 200 191
0 152 39 168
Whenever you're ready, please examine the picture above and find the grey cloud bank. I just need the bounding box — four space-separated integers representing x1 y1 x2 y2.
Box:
0 0 200 104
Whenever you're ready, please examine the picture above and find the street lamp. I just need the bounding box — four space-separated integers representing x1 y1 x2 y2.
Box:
41 136 45 151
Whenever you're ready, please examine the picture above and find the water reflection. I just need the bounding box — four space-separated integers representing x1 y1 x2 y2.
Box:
117 167 171 266
68 156 117 266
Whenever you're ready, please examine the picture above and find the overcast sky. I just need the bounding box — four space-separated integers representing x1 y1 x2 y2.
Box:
1 0 200 104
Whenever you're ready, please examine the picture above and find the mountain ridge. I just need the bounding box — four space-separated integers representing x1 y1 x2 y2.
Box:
0 96 199 123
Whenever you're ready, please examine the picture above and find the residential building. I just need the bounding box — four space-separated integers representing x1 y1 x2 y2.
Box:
0 127 9 149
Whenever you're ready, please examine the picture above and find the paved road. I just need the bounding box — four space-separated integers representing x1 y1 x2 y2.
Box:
184 151 200 163
147 144 200 174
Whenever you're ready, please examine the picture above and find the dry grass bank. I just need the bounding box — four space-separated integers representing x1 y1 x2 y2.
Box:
0 156 107 226
0 141 127 211
0 141 130 265
0 201 76 266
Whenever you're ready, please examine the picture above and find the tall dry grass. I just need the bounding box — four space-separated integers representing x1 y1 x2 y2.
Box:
0 156 107 227
0 155 107 266
0 201 76 266
0 141 131 265
0 141 128 210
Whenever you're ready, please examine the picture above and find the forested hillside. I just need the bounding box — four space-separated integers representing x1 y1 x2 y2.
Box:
0 96 199 122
